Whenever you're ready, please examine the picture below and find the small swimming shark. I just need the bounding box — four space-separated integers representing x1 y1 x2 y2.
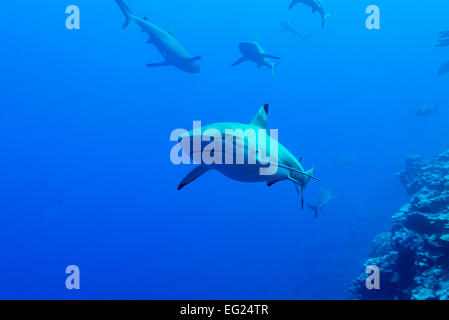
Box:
437 31 449 47
437 39 449 47
415 105 438 117
438 61 449 76
280 21 314 42
307 188 339 219
333 154 356 170
115 0 201 73
231 42 281 77
289 0 329 28
176 104 320 209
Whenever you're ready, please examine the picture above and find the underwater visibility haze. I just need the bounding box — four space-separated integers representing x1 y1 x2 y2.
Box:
1 0 449 299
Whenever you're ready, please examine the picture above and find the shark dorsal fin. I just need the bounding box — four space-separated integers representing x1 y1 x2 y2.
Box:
250 104 269 129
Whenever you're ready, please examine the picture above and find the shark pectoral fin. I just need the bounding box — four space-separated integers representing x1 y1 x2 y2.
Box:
261 54 281 60
231 57 248 67
301 185 305 209
267 179 282 187
178 166 211 190
292 180 304 210
187 56 202 62
147 61 170 67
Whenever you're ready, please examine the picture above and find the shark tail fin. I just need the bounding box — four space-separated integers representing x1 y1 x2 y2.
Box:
115 0 137 28
272 61 280 78
307 204 320 219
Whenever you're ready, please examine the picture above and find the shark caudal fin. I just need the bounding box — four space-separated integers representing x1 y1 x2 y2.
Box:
307 204 320 219
115 0 137 28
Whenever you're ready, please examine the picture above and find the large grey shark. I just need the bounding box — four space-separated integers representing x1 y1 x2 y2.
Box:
289 0 330 28
307 188 339 218
115 0 201 73
176 104 320 208
232 42 281 77
281 21 314 42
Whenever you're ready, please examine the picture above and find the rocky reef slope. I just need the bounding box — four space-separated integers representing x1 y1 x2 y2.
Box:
351 150 449 300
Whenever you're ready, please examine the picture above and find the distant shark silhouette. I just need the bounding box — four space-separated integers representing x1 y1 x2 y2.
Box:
280 21 314 42
289 0 330 28
307 188 340 219
177 104 320 209
438 61 449 76
333 154 356 170
415 105 438 117
437 31 449 47
232 42 281 77
115 0 201 73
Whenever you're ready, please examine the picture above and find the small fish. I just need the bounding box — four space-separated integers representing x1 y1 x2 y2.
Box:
415 105 438 117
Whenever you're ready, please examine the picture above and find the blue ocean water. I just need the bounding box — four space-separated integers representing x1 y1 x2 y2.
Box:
1 0 448 299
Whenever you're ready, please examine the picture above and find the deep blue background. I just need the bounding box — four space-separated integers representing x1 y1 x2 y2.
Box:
1 0 448 299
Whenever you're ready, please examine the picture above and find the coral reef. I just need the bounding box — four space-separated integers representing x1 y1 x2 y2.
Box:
350 150 449 300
